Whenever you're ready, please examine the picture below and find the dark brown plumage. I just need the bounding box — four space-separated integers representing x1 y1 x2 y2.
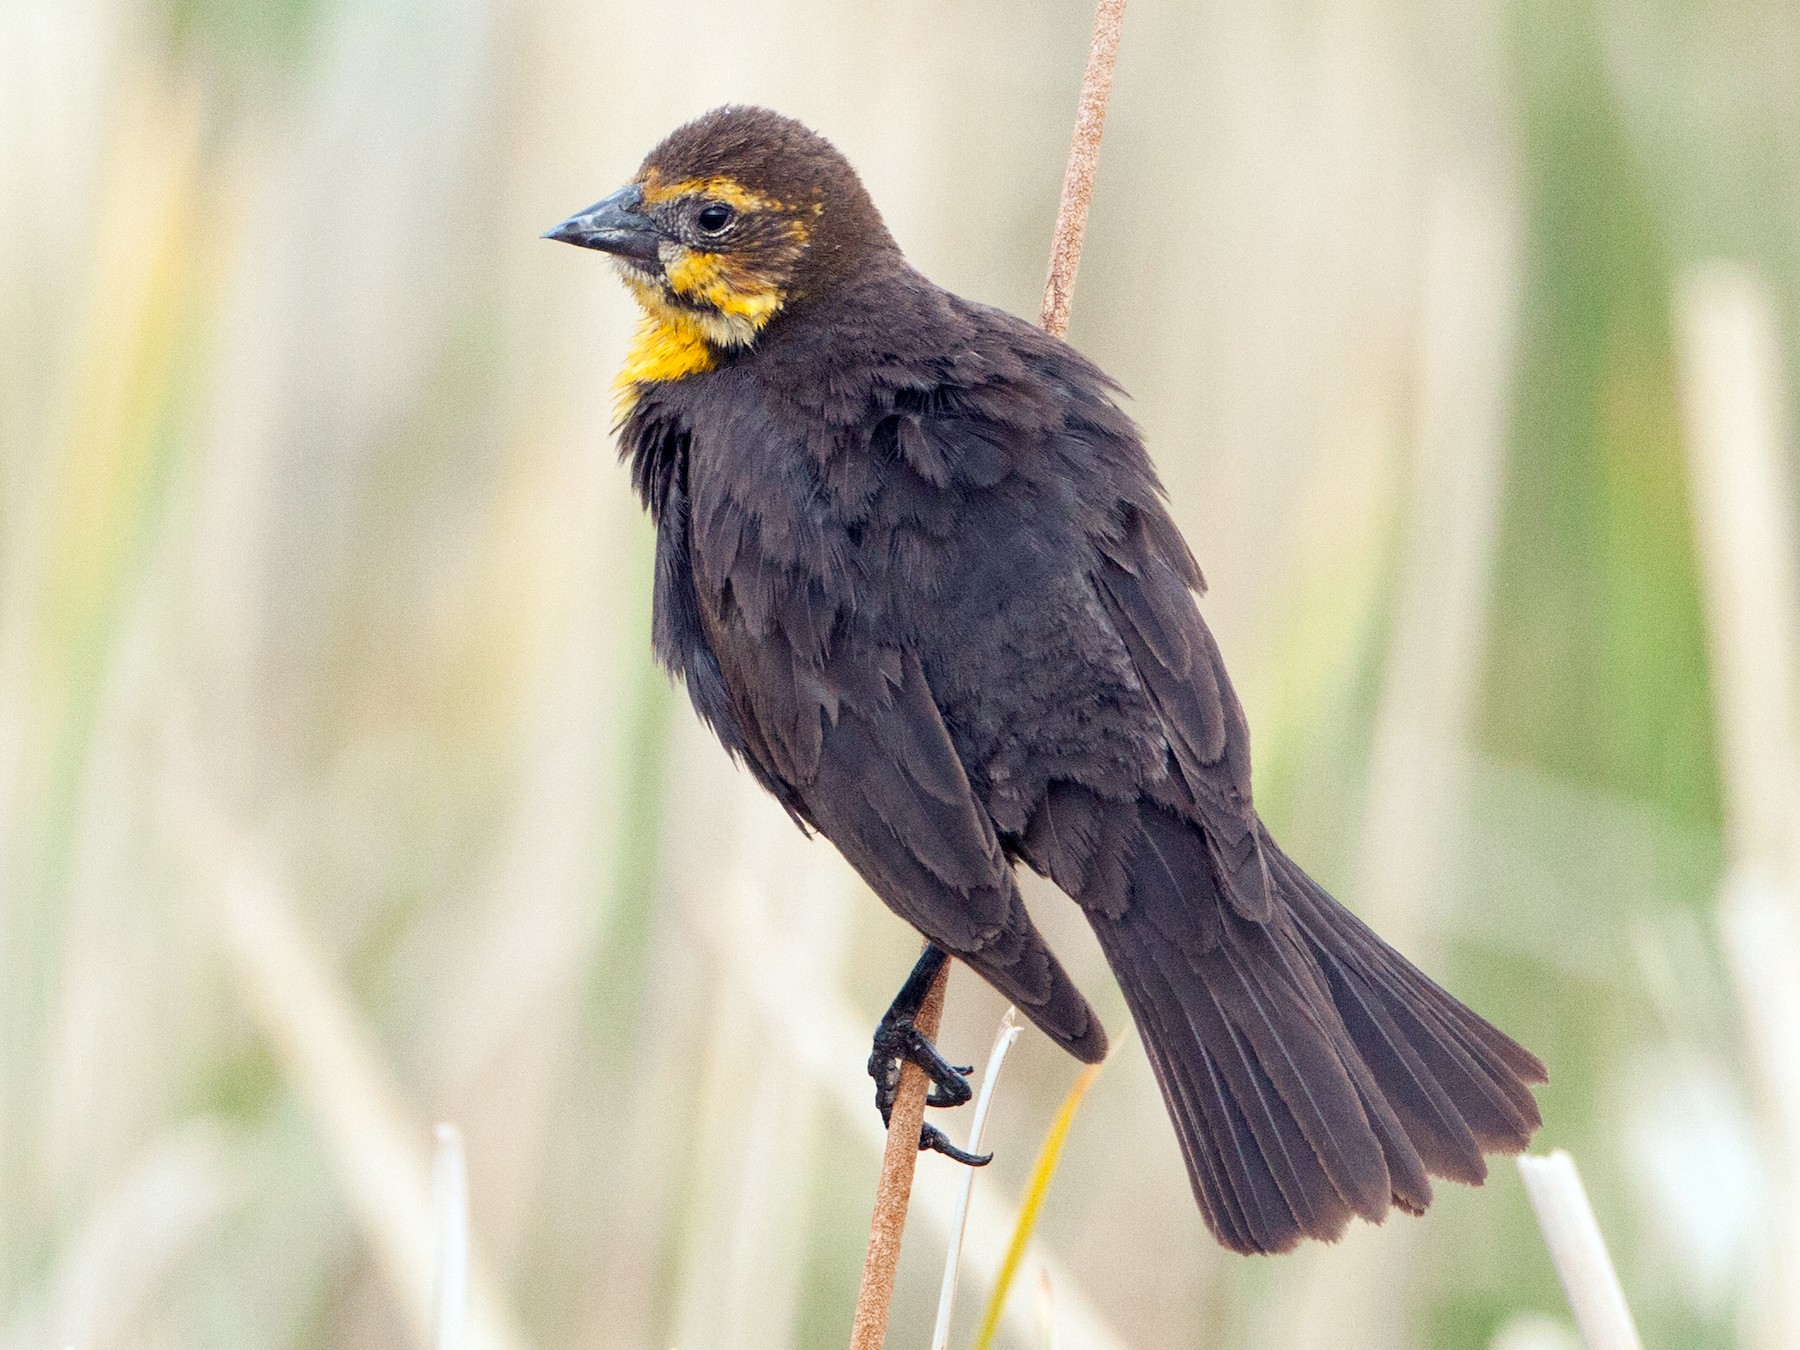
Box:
546 105 1546 1255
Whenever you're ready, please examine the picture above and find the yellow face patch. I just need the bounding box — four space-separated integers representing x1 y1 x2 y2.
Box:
613 174 815 413
663 247 789 325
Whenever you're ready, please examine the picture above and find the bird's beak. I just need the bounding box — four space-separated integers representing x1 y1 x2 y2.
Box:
541 184 661 265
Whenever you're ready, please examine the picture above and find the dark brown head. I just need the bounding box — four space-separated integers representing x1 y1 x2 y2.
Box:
545 107 895 363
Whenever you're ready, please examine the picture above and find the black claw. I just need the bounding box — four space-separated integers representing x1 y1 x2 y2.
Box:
922 1122 992 1167
925 1078 968 1110
866 945 992 1169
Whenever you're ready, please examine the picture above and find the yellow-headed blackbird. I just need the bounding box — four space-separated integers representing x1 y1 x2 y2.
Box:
546 105 1545 1255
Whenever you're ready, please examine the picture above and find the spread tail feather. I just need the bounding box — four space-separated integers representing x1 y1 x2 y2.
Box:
1085 810 1545 1255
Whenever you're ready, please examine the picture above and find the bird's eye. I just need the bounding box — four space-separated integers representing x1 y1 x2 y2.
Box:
695 202 735 235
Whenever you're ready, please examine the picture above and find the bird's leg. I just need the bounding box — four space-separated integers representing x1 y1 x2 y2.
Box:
867 945 991 1167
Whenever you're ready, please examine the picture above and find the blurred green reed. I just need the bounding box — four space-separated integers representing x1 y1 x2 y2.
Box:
2 0 1796 1347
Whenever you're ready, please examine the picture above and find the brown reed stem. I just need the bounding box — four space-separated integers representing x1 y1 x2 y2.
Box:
847 4 1126 1346
850 952 949 1350
1040 0 1127 341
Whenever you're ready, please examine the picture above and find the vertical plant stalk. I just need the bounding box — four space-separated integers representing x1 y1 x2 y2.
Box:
1287 173 1521 1350
1675 263 1800 1348
849 4 1127 1345
849 952 949 1350
1039 0 1127 341
1675 263 1800 876
1516 1152 1643 1350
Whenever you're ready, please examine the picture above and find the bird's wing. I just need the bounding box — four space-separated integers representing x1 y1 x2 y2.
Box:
1093 503 1276 923
703 588 1105 1058
801 644 1017 938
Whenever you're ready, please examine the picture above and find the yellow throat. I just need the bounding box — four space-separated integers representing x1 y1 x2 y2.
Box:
613 260 785 414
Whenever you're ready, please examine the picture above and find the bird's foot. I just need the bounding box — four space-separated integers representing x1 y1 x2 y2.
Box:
868 946 991 1167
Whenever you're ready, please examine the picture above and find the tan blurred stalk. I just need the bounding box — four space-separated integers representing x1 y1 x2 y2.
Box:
1351 171 1521 949
1037 0 1126 339
1675 266 1800 877
0 71 204 879
422 454 639 1274
671 766 855 1350
0 64 228 1330
1675 263 1800 1350
1284 166 1521 1350
167 787 528 1350
0 1124 237 1350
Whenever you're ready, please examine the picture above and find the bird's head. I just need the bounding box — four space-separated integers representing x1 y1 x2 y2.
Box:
546 107 893 376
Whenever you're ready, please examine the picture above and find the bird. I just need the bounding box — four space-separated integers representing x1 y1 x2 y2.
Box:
544 105 1545 1256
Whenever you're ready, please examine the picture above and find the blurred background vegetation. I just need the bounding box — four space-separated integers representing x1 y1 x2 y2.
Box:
3 0 1798 1346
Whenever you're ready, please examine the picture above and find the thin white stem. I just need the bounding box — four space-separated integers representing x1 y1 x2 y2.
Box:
432 1123 470 1350
1516 1151 1643 1350
930 1008 1024 1350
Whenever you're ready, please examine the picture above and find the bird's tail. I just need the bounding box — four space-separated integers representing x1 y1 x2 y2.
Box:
1084 808 1545 1255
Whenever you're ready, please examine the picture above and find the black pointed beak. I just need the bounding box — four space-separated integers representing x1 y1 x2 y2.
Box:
542 184 662 265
